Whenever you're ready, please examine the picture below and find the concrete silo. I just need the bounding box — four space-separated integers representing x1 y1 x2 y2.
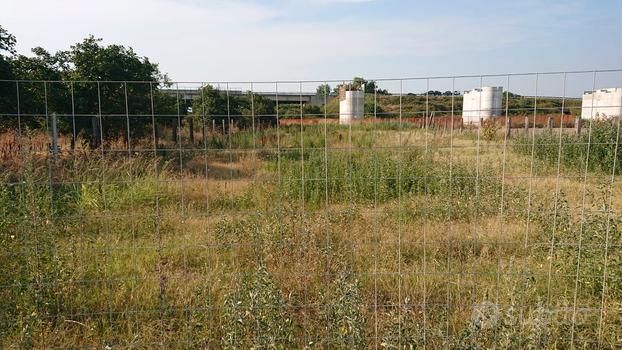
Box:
339 89 364 125
581 88 622 119
462 86 503 125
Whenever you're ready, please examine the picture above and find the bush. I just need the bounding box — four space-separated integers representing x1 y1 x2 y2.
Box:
275 148 502 210
0 152 70 345
534 189 622 300
454 299 550 349
380 298 425 349
221 265 295 349
514 118 621 174
481 119 500 142
322 273 367 349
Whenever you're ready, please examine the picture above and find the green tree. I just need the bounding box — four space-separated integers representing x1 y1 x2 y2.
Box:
316 83 331 96
9 47 71 131
66 36 169 143
0 25 17 129
334 77 389 95
238 92 276 127
193 86 276 131
0 32 174 143
192 84 230 129
0 25 16 56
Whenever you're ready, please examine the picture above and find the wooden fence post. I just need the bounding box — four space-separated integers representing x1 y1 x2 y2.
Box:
201 118 206 145
50 112 59 158
505 117 511 138
91 116 100 149
188 116 194 145
171 119 178 143
575 116 582 135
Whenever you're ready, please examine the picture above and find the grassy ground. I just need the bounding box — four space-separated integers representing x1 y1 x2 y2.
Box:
1 122 621 349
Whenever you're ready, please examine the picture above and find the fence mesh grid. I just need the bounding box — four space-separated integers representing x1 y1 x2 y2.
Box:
1 70 622 348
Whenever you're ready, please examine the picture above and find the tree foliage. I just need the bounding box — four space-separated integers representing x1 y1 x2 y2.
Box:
316 83 331 96
192 85 277 129
333 77 389 95
0 25 16 56
0 30 175 140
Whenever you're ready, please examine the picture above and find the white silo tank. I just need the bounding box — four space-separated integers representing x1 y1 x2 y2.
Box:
581 88 622 119
339 90 364 125
462 86 503 125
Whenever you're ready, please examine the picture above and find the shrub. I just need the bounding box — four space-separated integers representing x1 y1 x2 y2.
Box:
454 299 550 349
481 119 500 142
534 189 622 300
514 118 622 174
221 265 295 349
275 148 503 211
0 152 70 345
322 273 367 349
380 298 425 349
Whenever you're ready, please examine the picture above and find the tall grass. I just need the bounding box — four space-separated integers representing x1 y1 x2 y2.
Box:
514 118 621 174
1 125 620 348
275 147 512 219
0 151 167 346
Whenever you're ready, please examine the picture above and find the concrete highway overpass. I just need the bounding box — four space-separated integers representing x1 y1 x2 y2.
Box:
162 88 332 105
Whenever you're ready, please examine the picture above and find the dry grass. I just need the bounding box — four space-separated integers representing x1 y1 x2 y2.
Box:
1 125 620 349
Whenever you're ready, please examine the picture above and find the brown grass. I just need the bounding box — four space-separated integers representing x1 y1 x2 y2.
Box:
1 126 619 349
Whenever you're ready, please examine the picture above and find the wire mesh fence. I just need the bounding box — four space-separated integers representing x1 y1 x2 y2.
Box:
1 70 622 348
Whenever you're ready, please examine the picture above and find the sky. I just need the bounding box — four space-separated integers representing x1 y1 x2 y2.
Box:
2 0 622 95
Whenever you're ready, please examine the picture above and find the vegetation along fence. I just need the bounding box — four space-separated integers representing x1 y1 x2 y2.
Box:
1 70 622 349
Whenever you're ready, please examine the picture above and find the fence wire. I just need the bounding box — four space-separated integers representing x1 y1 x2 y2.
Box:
1 70 622 349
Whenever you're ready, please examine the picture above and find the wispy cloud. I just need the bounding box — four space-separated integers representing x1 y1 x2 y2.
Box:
305 0 377 3
2 0 621 82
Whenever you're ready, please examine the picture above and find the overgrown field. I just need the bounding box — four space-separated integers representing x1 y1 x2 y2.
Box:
1 122 621 349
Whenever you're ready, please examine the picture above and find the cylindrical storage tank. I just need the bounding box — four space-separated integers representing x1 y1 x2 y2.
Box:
581 88 622 119
462 86 503 125
339 90 364 125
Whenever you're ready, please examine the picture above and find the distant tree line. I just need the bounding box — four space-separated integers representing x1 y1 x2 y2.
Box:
0 23 575 145
0 25 315 145
191 85 278 132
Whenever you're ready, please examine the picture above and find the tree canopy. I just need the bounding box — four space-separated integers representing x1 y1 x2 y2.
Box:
192 85 277 128
316 84 331 96
0 25 16 56
0 27 175 139
332 77 389 95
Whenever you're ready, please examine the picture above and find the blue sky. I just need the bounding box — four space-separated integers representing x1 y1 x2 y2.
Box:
2 0 622 95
